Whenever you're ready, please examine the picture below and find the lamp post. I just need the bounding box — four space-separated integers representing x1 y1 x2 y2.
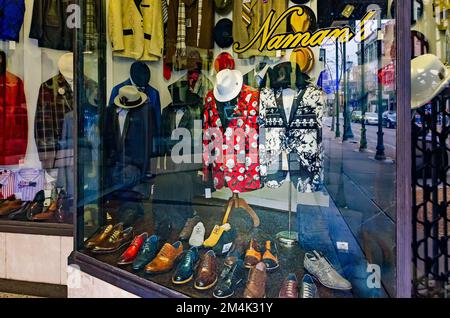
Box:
359 35 368 151
342 41 354 141
374 8 386 160
335 40 341 138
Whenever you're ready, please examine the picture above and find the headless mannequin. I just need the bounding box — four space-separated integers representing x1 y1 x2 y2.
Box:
58 53 74 91
130 61 150 89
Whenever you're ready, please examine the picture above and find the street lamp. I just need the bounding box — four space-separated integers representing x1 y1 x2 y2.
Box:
342 40 354 141
359 32 368 151
335 40 341 138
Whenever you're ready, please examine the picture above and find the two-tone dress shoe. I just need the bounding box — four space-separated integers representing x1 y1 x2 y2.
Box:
33 190 66 222
92 224 134 254
172 246 199 285
213 259 246 298
244 238 262 268
194 250 218 290
145 241 183 274
132 235 160 271
118 232 148 266
26 190 46 220
262 240 279 271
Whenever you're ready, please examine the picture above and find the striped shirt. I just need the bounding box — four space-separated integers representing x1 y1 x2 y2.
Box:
14 169 45 201
0 170 15 199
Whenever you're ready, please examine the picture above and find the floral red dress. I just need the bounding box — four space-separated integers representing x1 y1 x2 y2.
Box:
203 85 261 193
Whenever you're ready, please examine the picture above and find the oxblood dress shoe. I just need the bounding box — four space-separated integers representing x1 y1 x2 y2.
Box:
93 224 134 254
145 241 183 274
26 190 46 220
244 238 262 268
194 250 218 290
118 232 148 266
213 259 246 298
243 262 267 298
0 197 23 216
84 224 116 250
279 273 299 298
262 240 279 271
172 246 199 285
179 215 201 241
132 235 160 271
224 239 246 267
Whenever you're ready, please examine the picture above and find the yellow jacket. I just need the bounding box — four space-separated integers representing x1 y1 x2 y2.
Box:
109 0 164 61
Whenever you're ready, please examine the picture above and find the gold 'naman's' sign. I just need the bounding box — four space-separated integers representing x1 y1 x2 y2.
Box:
233 6 376 53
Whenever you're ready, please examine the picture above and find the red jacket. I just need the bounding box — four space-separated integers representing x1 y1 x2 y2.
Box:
0 72 28 165
203 85 261 193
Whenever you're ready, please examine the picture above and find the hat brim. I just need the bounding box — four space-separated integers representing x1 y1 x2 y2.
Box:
114 91 148 109
412 68 450 109
213 75 244 103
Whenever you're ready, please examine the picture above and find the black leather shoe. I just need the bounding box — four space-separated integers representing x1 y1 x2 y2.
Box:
213 259 246 298
26 190 46 220
172 247 199 285
8 202 31 221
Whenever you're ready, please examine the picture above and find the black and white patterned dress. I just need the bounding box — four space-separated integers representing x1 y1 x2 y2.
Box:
259 86 325 193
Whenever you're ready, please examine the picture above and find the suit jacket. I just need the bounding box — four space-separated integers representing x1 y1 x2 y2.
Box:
233 0 288 58
259 86 325 193
109 0 164 61
103 104 157 196
203 86 261 193
0 71 28 165
34 73 74 169
166 0 215 69
0 0 25 41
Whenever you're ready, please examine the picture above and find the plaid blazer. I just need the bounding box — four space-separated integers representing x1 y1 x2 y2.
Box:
34 73 74 169
0 0 25 41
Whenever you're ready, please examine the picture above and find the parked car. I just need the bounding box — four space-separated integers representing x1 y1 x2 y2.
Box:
365 112 379 125
383 111 397 128
352 111 362 123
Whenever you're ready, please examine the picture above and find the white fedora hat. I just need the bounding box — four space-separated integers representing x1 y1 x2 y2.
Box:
411 54 450 109
214 69 244 102
114 85 148 109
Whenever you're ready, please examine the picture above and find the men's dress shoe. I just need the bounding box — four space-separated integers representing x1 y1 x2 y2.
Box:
213 227 237 256
118 232 148 266
244 238 262 268
224 239 246 267
301 274 318 298
92 224 134 254
172 247 199 285
32 193 63 222
179 215 201 241
304 251 352 290
203 223 231 248
0 197 23 216
279 273 299 298
262 240 279 271
145 241 183 274
189 222 205 247
194 250 218 290
26 190 46 220
84 224 115 250
213 259 246 298
8 202 31 220
243 262 267 298
132 235 159 271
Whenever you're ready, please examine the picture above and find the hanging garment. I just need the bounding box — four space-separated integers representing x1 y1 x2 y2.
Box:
108 0 164 61
0 71 28 166
34 73 74 169
0 170 15 199
103 104 157 197
202 86 261 193
14 168 45 201
0 0 26 41
166 0 215 69
232 0 288 58
259 86 325 193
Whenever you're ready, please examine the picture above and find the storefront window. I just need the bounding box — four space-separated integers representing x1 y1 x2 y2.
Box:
76 0 400 298
0 0 80 227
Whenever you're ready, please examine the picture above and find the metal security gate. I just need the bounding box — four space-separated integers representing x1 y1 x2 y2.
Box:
412 91 450 298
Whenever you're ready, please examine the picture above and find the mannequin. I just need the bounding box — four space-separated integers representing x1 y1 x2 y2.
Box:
58 53 74 91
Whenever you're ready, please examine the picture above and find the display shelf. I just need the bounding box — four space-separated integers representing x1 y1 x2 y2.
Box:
0 219 72 237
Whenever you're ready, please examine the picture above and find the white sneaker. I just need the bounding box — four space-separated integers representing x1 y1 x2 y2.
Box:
189 222 205 247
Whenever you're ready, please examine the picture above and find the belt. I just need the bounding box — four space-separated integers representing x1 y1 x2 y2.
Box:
123 29 152 40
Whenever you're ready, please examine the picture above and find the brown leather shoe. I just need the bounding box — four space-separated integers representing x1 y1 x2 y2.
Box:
145 241 183 274
179 215 201 241
32 200 58 222
0 198 23 216
244 239 262 268
194 250 218 290
243 262 267 298
84 224 115 250
93 224 134 254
